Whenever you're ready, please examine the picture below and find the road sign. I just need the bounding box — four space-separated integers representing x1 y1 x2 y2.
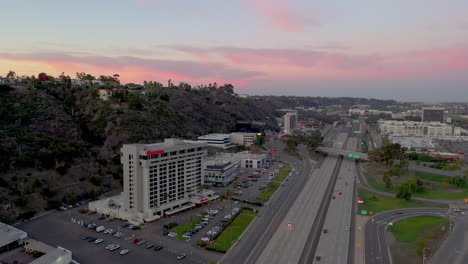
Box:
464 198 468 203
357 199 364 204
361 210 368 215
357 243 362 247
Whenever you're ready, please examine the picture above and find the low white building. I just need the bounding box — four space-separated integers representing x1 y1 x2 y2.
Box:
99 89 112 101
218 151 266 169
0 222 75 264
197 133 236 149
379 120 461 138
230 132 257 147
349 108 393 116
204 154 240 186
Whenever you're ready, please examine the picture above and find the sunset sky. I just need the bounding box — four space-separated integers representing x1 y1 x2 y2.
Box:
1 0 468 101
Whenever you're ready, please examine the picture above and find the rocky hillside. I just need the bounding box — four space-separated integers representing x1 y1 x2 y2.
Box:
0 83 274 223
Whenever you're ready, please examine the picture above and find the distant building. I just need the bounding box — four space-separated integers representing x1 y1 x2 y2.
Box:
203 155 240 186
99 89 112 101
235 122 265 134
379 120 461 138
0 222 74 264
427 150 464 162
230 132 257 147
92 80 105 86
89 139 218 224
349 108 392 116
422 107 444 123
197 133 236 149
388 136 435 151
283 111 298 135
223 151 267 169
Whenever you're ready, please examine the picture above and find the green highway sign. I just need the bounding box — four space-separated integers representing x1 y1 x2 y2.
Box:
348 154 360 158
361 210 368 215
354 131 362 134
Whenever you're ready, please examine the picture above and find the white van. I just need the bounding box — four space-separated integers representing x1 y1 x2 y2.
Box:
96 226 106 232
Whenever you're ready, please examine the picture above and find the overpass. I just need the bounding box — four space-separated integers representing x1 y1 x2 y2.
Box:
316 147 368 161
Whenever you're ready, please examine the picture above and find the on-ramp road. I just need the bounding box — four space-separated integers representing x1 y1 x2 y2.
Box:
365 208 450 264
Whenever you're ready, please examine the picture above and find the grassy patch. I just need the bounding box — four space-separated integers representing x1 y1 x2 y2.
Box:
390 216 449 258
390 216 449 243
358 188 448 214
413 189 468 199
257 182 280 202
170 217 202 239
207 210 257 252
415 172 447 183
364 163 467 200
275 166 292 181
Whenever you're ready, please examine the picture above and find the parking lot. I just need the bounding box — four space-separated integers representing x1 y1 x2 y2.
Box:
17 204 222 264
210 161 288 202
15 161 292 264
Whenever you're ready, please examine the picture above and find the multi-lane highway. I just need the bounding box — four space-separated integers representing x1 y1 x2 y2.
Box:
220 126 344 264
255 135 345 264
365 208 450 264
311 136 358 263
220 137 320 263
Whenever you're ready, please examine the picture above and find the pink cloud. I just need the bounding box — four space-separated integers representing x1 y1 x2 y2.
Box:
250 0 318 31
171 45 468 81
0 52 264 85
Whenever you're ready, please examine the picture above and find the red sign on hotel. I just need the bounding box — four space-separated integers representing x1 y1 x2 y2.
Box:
146 150 165 155
271 148 277 153
200 198 208 203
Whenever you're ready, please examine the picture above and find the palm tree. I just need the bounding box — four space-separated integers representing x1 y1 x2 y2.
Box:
6 71 16 79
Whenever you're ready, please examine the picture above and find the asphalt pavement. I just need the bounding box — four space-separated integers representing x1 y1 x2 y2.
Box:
312 137 358 264
365 208 450 264
253 132 347 264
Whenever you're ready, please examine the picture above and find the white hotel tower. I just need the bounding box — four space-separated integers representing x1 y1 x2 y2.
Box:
120 139 215 222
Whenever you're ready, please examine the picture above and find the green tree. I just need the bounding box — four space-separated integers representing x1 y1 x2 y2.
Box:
383 173 393 188
63 193 78 205
395 184 412 200
446 176 466 187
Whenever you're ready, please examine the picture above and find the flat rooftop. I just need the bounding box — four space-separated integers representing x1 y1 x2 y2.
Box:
0 222 28 248
197 133 231 140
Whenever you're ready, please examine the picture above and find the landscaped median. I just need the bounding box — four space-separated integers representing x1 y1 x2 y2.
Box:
169 216 203 240
389 216 449 262
357 188 448 214
275 166 292 181
364 163 468 200
206 208 257 253
257 182 280 202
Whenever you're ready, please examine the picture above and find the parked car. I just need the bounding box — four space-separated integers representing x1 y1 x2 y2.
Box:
96 226 106 233
133 239 142 244
154 246 163 251
120 249 129 255
136 240 146 245
98 216 106 220
95 238 104 244
105 244 115 250
146 244 154 249
81 235 89 240
177 253 186 260
110 245 120 251
201 237 210 242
